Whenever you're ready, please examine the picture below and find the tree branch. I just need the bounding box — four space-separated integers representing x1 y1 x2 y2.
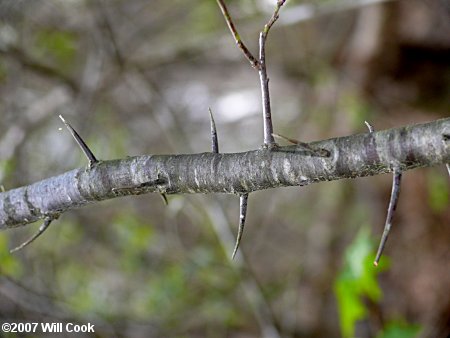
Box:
0 118 448 230
216 0 259 69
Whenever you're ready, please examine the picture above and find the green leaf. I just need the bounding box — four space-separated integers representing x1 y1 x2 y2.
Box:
427 170 449 213
334 225 388 338
340 92 373 130
0 234 23 277
35 30 77 69
377 320 422 338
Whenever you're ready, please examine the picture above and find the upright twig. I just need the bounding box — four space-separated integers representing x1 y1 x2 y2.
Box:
374 169 402 266
209 108 219 153
10 217 55 253
259 0 286 147
216 0 259 69
216 0 286 148
59 115 98 168
232 193 249 259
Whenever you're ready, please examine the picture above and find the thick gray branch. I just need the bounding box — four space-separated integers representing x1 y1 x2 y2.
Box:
1 118 448 230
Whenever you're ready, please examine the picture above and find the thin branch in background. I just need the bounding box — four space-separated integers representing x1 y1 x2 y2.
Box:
216 0 259 69
232 193 249 260
10 217 54 253
0 48 79 92
59 115 98 168
365 120 375 133
259 0 286 147
272 133 329 157
374 169 402 266
209 108 219 153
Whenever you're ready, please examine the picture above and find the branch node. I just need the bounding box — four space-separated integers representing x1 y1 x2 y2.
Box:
231 193 249 260
374 168 402 266
209 108 219 153
59 115 98 168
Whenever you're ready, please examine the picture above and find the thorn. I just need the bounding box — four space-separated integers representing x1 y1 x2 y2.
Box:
59 115 98 168
160 193 168 206
365 121 375 133
442 135 449 177
209 108 219 153
272 133 329 157
10 217 54 253
374 169 402 266
231 193 249 260
272 133 301 145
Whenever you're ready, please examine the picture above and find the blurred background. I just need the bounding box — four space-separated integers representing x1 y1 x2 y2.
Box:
0 0 449 337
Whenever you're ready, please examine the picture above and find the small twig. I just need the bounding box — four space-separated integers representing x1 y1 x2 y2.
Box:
232 193 249 260
365 120 375 133
209 108 219 153
59 115 98 167
10 217 54 253
263 0 287 36
272 133 329 157
374 169 402 266
216 0 259 69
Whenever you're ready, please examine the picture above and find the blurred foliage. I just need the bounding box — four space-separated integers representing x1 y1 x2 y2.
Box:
334 225 389 338
0 0 449 336
33 30 78 71
340 92 373 131
426 169 449 213
0 159 15 183
190 1 221 34
335 226 423 338
0 59 6 83
376 320 422 338
0 234 22 277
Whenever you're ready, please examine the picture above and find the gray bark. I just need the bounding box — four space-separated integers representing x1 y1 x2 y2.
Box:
1 118 449 230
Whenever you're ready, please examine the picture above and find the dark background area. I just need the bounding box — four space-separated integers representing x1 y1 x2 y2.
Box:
0 0 449 337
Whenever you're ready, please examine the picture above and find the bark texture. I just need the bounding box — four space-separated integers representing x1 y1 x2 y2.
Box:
1 118 448 229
